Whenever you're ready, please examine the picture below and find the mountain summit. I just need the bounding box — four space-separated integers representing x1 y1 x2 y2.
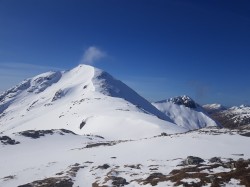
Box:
0 64 184 139
153 96 219 130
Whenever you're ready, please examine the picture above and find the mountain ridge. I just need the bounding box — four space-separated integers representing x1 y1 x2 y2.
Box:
0 64 183 139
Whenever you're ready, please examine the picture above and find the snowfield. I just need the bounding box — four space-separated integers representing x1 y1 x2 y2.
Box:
0 65 249 186
0 128 250 187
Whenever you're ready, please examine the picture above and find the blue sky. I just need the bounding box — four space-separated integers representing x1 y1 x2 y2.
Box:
0 0 249 106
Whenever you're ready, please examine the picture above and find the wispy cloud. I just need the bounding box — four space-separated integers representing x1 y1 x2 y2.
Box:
0 62 62 92
80 46 106 64
0 62 61 71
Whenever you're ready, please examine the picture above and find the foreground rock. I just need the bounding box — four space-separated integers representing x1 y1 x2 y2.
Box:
17 129 76 139
183 156 205 165
0 136 19 145
18 177 73 187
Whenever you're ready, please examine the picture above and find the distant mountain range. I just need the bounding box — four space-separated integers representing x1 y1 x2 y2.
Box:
203 104 250 129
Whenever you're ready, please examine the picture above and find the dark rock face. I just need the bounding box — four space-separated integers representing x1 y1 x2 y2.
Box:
18 129 76 139
59 129 76 135
169 96 197 108
97 164 110 170
52 89 65 102
18 130 54 139
18 177 73 187
111 176 128 186
0 136 20 145
79 120 86 129
183 156 205 165
209 157 222 163
125 164 142 169
240 132 250 137
157 95 198 109
86 142 112 148
146 173 164 180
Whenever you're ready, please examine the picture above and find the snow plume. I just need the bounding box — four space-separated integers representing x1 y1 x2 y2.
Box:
80 46 106 65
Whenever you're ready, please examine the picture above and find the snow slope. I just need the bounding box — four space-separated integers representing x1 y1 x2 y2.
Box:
0 127 249 187
0 64 183 140
153 96 219 130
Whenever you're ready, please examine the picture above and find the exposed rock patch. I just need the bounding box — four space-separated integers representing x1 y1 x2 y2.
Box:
183 156 205 165
111 176 128 186
18 129 76 139
18 177 73 187
0 136 20 145
97 164 110 170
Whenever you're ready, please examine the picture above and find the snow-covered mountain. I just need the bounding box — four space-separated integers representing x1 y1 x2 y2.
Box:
0 65 249 187
153 96 219 130
204 104 250 129
0 64 184 140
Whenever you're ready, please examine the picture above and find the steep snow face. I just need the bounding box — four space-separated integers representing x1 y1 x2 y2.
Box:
92 69 171 121
0 65 183 139
153 96 219 130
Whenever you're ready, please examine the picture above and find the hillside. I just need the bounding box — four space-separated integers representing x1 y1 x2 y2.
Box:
153 96 219 130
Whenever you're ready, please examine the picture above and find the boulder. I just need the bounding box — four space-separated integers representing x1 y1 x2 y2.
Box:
111 176 128 186
209 157 222 163
184 156 204 165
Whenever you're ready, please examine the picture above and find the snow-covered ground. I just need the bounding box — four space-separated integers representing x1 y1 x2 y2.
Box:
0 127 249 187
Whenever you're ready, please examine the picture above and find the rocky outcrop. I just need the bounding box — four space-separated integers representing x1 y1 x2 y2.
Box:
0 136 20 145
158 95 198 109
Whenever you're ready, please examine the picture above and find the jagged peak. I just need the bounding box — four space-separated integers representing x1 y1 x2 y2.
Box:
156 95 197 109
